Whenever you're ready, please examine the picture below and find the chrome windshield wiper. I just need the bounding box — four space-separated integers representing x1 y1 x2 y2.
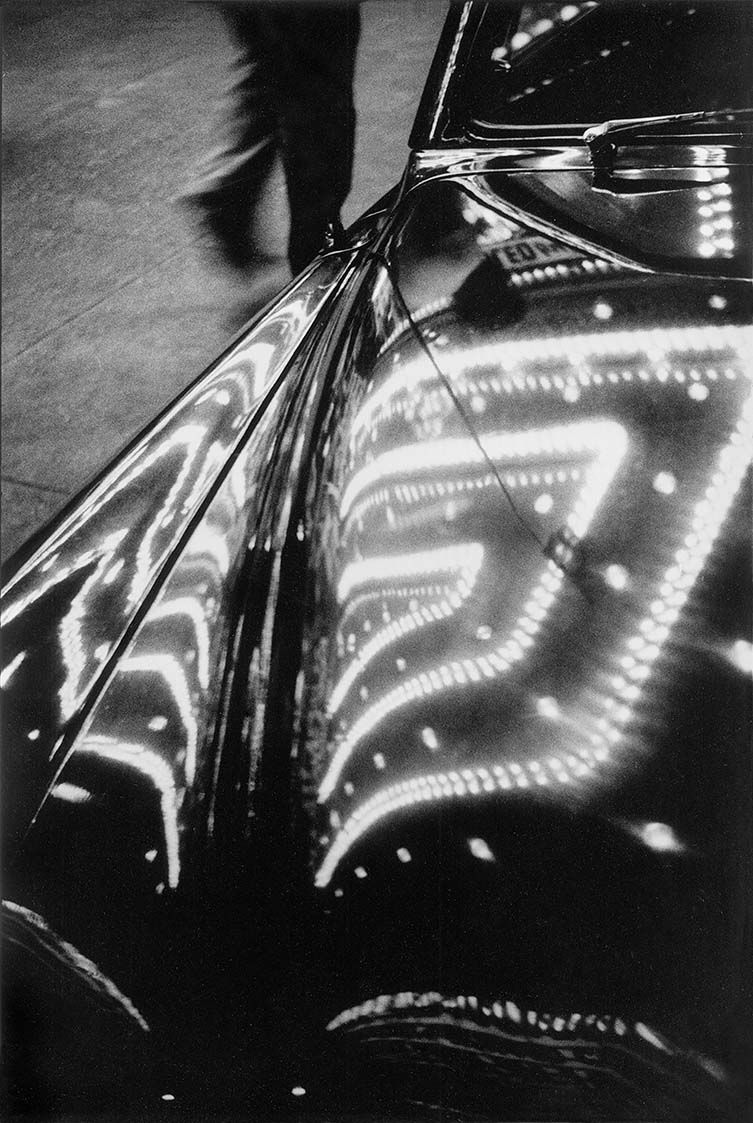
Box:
583 112 711 193
583 111 708 150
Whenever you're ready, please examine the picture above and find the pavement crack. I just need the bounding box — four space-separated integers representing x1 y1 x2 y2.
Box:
2 474 70 496
4 242 191 363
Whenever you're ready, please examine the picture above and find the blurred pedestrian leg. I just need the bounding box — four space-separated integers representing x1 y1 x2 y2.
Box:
184 1 360 275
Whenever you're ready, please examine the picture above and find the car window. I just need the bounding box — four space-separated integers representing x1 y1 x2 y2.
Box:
468 1 752 129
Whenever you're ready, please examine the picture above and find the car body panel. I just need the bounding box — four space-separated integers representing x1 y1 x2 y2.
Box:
3 3 752 1120
1 254 356 847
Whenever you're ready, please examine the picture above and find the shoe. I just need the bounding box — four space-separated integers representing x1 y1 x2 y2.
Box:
288 216 348 275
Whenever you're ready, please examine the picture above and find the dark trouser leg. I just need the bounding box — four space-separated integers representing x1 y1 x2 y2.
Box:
187 5 279 264
213 6 278 202
269 5 361 274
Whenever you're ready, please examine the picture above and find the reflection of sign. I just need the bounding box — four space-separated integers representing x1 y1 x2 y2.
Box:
496 236 579 269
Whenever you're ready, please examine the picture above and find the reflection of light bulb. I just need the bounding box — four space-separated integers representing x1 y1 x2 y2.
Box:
652 472 677 495
511 31 531 48
50 783 92 804
636 822 685 854
468 837 495 861
0 651 26 688
421 726 439 749
536 696 560 720
731 640 753 675
605 565 629 591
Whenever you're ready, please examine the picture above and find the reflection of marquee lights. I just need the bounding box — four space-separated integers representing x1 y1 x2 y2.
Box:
342 420 625 519
317 382 752 884
326 990 673 1055
696 181 735 259
316 753 592 887
76 736 180 889
354 325 748 440
378 258 621 356
58 532 128 721
129 425 207 605
338 544 483 602
324 990 726 1085
149 597 211 689
330 545 484 715
348 466 582 526
591 386 753 757
4 900 151 1030
319 421 627 805
0 650 27 688
2 546 102 628
120 655 198 786
185 524 231 580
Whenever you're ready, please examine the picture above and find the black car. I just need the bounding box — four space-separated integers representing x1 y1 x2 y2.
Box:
3 2 752 1119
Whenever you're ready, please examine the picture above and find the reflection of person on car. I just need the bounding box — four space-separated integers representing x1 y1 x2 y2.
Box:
183 2 360 276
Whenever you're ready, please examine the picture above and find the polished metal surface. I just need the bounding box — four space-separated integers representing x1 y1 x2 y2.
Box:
1 255 352 847
292 184 750 1121
2 3 751 1119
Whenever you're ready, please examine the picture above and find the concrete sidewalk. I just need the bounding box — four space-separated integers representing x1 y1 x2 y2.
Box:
1 0 441 561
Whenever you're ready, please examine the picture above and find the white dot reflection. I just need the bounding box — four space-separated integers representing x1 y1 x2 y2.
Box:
354 866 368 879
50 782 92 804
468 837 495 862
730 640 753 675
373 752 386 770
593 301 613 321
635 1022 672 1052
652 472 677 495
709 294 727 310
534 492 553 514
291 1086 306 1098
604 564 629 591
421 726 439 750
636 821 686 854
0 650 26 689
536 696 560 720
688 383 710 402
396 847 412 863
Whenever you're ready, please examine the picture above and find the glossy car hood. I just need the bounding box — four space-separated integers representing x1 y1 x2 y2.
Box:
3 171 751 1119
292 176 753 1117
